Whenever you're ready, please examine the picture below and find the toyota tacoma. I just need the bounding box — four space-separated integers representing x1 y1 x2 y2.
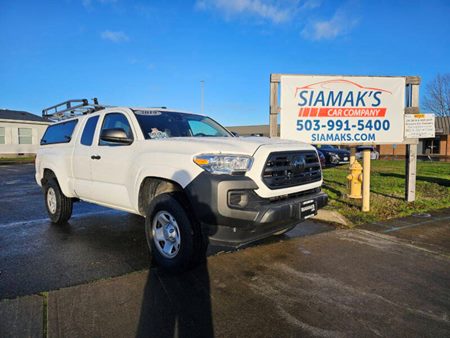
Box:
36 100 327 272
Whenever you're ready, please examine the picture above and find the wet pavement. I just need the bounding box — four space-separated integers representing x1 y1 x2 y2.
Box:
360 209 450 254
0 164 105 225
2 217 449 337
0 164 332 299
1 164 449 337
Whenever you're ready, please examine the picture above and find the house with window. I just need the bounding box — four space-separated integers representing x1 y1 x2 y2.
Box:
0 109 50 157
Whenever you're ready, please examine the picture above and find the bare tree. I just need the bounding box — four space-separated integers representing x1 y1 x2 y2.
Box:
423 73 450 116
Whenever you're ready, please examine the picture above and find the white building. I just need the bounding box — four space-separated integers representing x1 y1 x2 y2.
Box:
0 109 50 157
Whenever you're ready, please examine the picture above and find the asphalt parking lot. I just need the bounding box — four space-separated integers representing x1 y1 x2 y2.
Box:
1 164 449 337
0 164 332 299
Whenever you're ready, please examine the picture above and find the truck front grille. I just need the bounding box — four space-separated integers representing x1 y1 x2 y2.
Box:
262 151 322 189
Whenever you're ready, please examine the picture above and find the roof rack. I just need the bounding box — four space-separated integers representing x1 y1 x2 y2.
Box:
42 98 107 121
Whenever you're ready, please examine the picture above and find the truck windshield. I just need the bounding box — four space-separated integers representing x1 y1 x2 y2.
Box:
133 110 232 139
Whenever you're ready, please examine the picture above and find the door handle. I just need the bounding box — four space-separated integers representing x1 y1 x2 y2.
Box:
91 155 101 160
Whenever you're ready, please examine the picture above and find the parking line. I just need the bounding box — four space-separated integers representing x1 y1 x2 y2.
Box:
383 216 450 233
383 223 426 233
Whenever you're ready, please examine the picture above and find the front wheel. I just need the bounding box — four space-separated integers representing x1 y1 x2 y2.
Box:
44 177 73 224
145 193 206 273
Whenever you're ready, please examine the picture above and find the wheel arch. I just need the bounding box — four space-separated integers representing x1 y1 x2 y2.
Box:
40 166 75 198
138 177 190 216
42 168 56 182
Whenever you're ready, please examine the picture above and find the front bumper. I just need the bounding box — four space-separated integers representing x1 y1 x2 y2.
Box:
185 173 328 247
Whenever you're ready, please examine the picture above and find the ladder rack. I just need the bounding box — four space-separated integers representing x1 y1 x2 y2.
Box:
42 98 107 121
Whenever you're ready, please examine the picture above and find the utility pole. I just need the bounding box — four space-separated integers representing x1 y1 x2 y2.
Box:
200 80 205 115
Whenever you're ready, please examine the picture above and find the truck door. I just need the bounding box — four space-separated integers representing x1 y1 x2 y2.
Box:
73 115 100 199
88 112 136 210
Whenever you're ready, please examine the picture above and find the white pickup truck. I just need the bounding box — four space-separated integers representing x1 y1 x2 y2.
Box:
36 100 327 272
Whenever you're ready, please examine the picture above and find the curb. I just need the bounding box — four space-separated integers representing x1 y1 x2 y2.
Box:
313 209 352 227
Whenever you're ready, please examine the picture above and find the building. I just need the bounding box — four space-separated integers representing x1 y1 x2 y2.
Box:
227 124 271 137
228 116 450 160
0 109 50 157
378 117 450 159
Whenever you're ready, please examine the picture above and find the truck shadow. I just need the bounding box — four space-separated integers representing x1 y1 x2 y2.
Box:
378 172 450 187
136 169 217 337
136 264 214 337
368 190 404 201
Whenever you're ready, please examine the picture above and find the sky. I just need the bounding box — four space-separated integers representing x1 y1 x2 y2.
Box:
0 0 449 125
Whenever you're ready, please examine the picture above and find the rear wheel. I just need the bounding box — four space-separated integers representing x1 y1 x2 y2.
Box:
145 193 206 273
44 177 73 224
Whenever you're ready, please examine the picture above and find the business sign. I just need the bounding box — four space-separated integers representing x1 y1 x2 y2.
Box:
404 114 435 138
280 75 406 144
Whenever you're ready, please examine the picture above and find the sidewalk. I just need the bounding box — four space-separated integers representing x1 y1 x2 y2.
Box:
1 209 449 337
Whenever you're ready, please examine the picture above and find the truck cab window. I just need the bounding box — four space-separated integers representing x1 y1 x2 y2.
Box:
81 115 99 146
41 120 78 145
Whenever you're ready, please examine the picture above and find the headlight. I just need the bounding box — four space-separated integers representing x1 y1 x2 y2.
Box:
193 154 253 175
328 152 339 163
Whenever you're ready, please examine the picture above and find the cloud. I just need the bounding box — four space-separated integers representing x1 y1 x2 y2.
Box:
196 0 293 24
100 30 129 43
196 0 359 41
302 9 358 40
299 0 321 10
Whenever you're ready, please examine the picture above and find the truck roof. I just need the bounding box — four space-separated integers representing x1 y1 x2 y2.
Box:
48 107 207 125
42 98 205 123
130 107 205 117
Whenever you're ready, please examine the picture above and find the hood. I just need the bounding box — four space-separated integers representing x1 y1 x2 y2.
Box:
137 136 314 156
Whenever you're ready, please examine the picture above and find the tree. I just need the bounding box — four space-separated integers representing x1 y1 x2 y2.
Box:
423 73 450 117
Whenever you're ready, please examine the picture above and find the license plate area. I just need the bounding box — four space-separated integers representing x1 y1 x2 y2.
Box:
300 200 316 219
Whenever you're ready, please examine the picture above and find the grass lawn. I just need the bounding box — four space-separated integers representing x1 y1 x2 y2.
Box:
322 160 450 225
0 156 35 164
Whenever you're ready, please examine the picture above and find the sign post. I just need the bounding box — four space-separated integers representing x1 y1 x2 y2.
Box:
269 73 422 208
404 78 421 202
362 149 371 212
269 78 280 138
349 147 356 165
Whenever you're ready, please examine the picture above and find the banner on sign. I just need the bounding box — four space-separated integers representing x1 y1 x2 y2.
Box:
280 75 406 144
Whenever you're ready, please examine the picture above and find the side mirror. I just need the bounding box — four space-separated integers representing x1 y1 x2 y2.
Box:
231 131 239 137
100 128 133 145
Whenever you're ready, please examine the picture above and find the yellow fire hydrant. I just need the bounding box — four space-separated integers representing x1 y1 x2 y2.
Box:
347 160 363 199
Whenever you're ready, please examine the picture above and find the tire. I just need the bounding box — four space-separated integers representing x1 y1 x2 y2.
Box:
43 177 73 225
145 192 206 273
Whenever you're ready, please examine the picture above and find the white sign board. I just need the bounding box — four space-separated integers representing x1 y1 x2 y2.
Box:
404 114 435 138
280 75 406 144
